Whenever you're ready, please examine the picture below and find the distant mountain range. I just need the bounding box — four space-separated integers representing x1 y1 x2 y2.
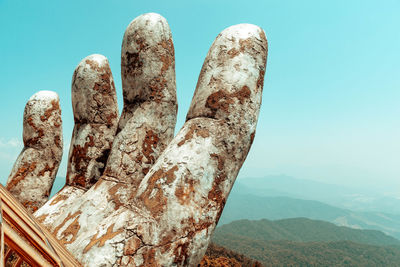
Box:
219 191 400 240
215 218 400 246
235 175 400 215
212 218 400 266
51 175 400 240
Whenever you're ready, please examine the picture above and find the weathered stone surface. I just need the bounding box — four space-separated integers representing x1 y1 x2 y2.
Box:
35 186 85 227
187 24 267 129
6 91 63 212
119 12 177 132
104 12 177 186
28 14 267 267
104 100 176 186
67 54 119 189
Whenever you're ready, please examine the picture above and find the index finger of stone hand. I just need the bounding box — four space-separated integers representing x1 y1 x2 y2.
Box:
6 91 63 212
134 24 267 265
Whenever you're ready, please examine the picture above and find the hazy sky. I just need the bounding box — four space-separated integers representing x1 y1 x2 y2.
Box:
1 0 399 192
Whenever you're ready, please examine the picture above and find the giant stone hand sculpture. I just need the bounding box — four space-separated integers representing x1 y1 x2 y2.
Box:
6 13 268 266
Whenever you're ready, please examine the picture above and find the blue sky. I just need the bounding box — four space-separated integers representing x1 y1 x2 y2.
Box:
1 0 399 193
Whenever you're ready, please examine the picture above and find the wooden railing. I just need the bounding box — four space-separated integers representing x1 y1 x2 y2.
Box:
0 185 81 267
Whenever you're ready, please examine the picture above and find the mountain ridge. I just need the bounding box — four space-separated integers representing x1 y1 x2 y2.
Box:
214 217 400 246
212 218 400 266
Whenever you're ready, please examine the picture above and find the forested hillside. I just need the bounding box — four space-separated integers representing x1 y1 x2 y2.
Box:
211 218 400 266
219 193 400 240
215 218 400 246
201 243 263 267
213 239 400 267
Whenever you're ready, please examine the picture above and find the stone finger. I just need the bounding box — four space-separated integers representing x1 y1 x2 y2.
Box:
6 91 63 213
67 54 119 189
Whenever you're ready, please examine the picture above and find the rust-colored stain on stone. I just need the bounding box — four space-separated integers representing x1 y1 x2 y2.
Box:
141 130 159 165
85 59 98 69
25 117 45 146
177 124 210 147
54 120 62 128
205 90 233 116
49 193 69 206
60 214 81 245
259 29 268 44
93 72 112 94
205 85 251 117
148 77 167 103
160 39 174 56
256 69 265 90
210 154 224 171
227 48 240 58
106 113 118 126
139 165 178 216
140 248 158 267
85 59 109 73
135 37 147 50
36 214 48 223
239 38 253 53
38 163 56 177
25 128 44 146
83 223 123 253
233 86 251 104
208 173 227 204
40 100 60 122
6 162 37 190
142 167 150 175
93 81 111 93
52 211 82 241
226 37 255 59
107 182 125 210
207 153 227 206
142 187 166 217
174 179 195 206
68 135 96 188
173 241 190 265
123 236 142 255
124 52 142 75
160 55 173 75
26 116 37 129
